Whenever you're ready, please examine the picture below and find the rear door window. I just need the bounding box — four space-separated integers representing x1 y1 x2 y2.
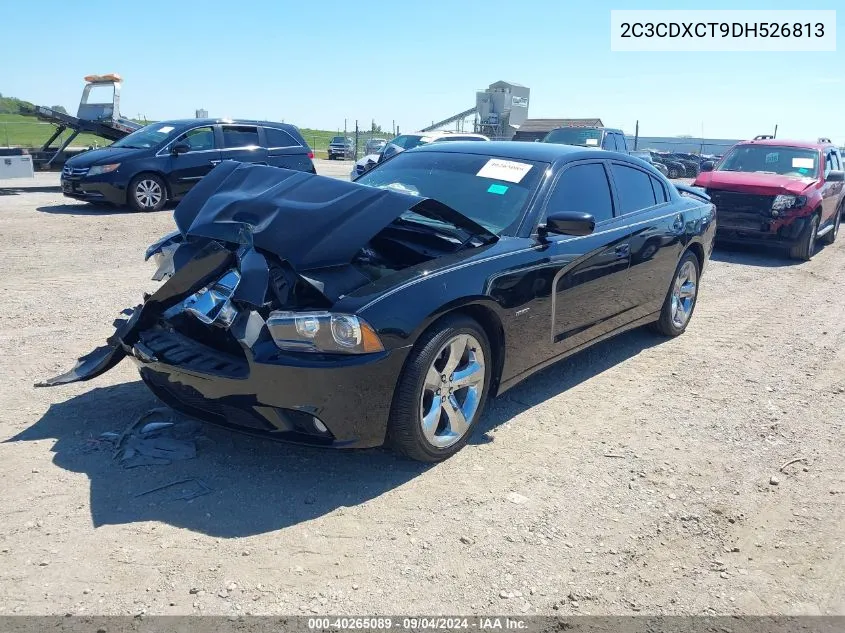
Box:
615 134 628 152
610 163 658 213
222 125 260 148
603 133 617 151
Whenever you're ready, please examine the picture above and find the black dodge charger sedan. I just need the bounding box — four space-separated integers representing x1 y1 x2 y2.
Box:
39 143 716 462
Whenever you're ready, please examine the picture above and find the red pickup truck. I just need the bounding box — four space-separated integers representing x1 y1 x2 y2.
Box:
693 136 844 260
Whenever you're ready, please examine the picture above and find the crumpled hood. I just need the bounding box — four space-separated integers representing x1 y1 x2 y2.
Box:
66 146 143 167
694 170 816 196
174 160 496 271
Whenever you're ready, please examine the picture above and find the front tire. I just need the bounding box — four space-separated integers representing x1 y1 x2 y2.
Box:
387 315 492 462
651 251 700 337
790 214 819 260
668 167 680 179
128 174 167 212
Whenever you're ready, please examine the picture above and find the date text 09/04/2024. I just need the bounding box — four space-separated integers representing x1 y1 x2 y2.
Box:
307 617 528 630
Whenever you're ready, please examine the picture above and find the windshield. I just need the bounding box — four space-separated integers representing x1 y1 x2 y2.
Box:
380 135 426 160
387 135 425 150
543 127 603 147
112 123 179 149
330 136 348 144
717 145 820 178
355 150 546 235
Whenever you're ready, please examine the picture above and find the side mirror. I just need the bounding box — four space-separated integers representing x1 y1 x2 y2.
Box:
700 160 714 172
540 211 595 238
826 170 844 182
171 143 189 156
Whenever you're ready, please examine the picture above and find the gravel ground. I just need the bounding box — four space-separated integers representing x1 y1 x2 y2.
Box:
0 164 843 617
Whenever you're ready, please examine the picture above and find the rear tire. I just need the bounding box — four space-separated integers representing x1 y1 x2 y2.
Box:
668 167 680 179
820 205 841 245
789 214 819 260
128 173 167 212
650 251 700 337
387 315 492 462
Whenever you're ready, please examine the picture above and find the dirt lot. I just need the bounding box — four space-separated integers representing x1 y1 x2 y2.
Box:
0 164 843 617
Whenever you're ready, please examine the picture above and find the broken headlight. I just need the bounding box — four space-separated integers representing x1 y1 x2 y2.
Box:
145 230 183 280
266 311 384 354
771 195 808 211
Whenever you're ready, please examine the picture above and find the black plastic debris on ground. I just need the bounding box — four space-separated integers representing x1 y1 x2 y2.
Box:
96 407 202 468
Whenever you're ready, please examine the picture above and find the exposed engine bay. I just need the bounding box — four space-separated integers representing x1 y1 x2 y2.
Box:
36 161 498 388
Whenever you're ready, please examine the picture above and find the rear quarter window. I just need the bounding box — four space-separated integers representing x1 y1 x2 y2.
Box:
264 127 301 148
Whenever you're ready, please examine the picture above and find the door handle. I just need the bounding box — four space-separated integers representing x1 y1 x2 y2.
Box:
615 244 630 258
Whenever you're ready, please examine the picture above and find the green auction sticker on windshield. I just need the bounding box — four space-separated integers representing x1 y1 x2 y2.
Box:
792 157 814 169
487 184 509 195
477 159 532 183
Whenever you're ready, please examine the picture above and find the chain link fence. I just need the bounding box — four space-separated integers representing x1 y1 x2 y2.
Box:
301 122 398 162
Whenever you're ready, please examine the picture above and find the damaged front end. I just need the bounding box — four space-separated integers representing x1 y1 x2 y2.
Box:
37 161 497 448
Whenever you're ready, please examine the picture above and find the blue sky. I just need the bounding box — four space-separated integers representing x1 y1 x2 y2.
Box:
1 0 842 141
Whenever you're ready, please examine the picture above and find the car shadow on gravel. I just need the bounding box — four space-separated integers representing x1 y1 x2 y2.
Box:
11 326 662 538
710 243 802 267
1 186 64 195
474 326 664 440
8 381 432 538
36 203 174 215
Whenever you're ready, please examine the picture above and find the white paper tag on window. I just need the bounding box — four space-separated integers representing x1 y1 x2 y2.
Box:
157 126 175 134
476 159 533 183
792 157 814 168
585 138 599 146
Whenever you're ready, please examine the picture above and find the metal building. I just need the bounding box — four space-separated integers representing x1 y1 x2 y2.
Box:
475 81 530 140
420 80 530 140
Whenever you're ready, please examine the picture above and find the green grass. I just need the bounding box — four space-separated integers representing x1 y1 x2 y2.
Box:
0 114 392 159
0 113 116 149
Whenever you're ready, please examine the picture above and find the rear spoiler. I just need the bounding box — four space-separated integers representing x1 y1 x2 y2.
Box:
675 183 710 202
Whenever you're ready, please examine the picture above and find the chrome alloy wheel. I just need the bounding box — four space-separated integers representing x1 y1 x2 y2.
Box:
419 334 486 449
135 179 163 209
670 259 698 329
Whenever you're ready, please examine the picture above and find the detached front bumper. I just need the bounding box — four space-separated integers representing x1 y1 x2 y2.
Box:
131 325 410 448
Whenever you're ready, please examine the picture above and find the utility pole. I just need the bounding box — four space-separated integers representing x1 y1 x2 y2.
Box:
773 124 778 138
634 120 639 150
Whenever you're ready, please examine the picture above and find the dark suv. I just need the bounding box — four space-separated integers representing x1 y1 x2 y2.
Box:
694 136 844 260
542 126 629 152
60 119 316 211
327 136 354 160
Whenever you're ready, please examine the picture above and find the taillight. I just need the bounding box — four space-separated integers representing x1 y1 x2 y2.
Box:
308 151 314 159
